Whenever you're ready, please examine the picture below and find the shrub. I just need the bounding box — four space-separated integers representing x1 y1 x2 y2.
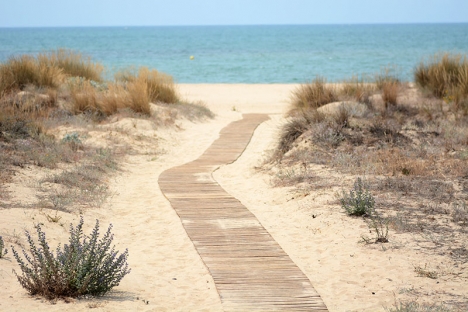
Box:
340 177 375 216
11 217 130 299
290 77 337 111
0 236 7 258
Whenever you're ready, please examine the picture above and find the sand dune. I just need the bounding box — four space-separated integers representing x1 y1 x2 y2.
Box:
1 84 467 311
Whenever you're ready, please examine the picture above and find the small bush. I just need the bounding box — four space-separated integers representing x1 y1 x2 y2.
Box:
11 217 130 299
291 77 337 111
340 177 375 216
0 236 8 258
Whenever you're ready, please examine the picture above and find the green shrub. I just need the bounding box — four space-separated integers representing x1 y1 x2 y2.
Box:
11 217 130 299
340 177 375 216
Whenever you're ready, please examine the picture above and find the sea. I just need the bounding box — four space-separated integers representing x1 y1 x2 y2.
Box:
1 24 468 83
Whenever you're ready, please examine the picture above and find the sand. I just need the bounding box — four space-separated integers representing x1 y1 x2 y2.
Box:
1 84 467 311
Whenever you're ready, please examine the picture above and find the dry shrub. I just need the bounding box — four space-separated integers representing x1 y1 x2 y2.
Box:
39 49 103 82
290 77 337 111
415 52 468 101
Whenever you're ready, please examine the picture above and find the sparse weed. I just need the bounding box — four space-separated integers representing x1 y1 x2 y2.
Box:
386 301 453 312
11 217 130 299
0 236 8 258
452 201 468 226
340 75 376 102
414 264 438 279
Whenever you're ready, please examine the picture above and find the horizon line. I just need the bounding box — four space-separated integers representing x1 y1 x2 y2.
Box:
1 21 468 29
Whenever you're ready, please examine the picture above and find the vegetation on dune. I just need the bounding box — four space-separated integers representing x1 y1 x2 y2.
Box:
415 52 468 114
0 49 207 301
290 76 337 112
115 67 179 104
270 53 468 309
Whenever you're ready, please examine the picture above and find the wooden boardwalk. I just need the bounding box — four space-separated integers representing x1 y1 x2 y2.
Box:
159 114 327 311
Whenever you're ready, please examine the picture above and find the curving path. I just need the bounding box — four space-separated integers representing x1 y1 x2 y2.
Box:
159 114 327 311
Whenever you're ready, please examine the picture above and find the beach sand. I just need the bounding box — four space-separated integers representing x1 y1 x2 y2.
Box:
1 84 466 311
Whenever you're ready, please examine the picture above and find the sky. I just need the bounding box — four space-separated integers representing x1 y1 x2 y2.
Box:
0 0 467 28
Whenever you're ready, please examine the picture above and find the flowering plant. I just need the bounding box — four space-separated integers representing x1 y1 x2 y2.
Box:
12 217 130 299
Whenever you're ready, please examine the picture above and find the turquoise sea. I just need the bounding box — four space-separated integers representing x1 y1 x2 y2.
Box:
1 24 468 83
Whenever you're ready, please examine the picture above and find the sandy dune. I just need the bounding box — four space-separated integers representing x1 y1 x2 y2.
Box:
1 84 467 311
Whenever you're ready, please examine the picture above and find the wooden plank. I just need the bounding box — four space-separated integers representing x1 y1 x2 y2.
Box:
159 114 328 311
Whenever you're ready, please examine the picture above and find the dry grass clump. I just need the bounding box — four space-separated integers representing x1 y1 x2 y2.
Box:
290 77 337 112
0 55 63 93
39 49 104 82
415 53 468 98
415 53 468 115
115 67 179 104
381 81 400 108
0 49 104 95
339 76 376 102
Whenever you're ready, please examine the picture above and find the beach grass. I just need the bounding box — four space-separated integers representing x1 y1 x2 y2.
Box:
415 53 468 115
290 76 337 112
115 66 179 104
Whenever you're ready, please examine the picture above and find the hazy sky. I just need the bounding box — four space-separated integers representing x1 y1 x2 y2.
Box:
1 0 467 27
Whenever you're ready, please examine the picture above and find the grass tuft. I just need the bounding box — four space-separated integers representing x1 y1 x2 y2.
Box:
115 67 179 104
39 49 104 82
290 77 337 111
415 52 468 113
